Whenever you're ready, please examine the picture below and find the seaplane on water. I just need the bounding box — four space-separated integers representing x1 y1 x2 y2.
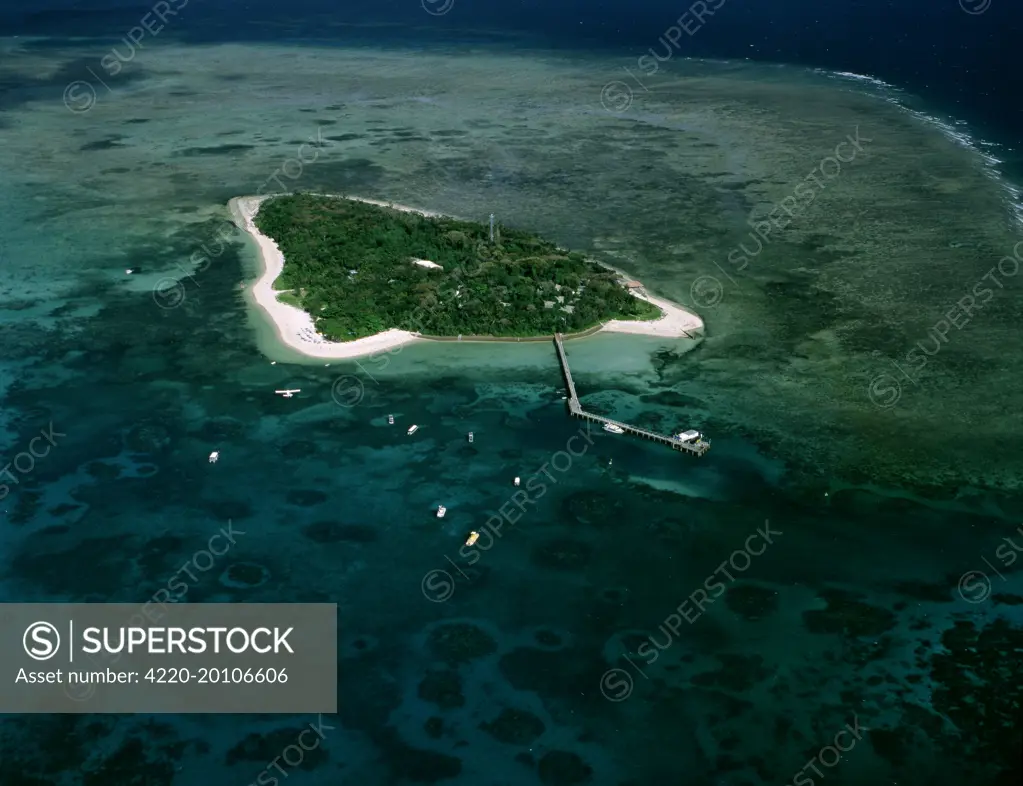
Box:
275 389 301 398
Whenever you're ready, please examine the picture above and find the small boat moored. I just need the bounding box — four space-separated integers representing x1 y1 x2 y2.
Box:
436 505 447 518
407 424 419 436
388 414 394 425
468 432 474 443
603 423 625 434
275 389 300 398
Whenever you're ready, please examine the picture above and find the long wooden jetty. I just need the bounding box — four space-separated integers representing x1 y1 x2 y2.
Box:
554 333 710 457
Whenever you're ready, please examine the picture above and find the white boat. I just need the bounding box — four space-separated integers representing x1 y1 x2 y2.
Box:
436 505 447 518
468 432 474 443
603 423 625 434
388 414 394 425
275 389 300 398
514 477 521 487
407 424 418 435
208 451 219 463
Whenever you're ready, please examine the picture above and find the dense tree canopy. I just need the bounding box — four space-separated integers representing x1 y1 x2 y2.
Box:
255 194 659 341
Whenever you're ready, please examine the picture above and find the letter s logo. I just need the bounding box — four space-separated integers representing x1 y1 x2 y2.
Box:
23 622 60 661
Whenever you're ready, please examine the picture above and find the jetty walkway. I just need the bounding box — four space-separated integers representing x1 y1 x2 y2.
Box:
553 333 710 457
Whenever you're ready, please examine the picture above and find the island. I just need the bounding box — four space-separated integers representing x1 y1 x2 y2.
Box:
229 193 704 360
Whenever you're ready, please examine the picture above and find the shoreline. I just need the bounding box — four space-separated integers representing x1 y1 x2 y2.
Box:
228 193 704 361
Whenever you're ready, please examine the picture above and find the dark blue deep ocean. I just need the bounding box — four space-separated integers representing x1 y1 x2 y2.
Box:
4 0 1021 139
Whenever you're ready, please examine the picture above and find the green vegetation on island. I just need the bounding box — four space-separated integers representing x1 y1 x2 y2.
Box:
254 194 660 341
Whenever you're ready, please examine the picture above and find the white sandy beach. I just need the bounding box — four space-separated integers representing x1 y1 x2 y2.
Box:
229 193 704 360
601 290 704 338
229 194 425 360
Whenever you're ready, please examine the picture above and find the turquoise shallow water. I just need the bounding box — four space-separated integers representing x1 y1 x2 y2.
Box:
1 36 1023 786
